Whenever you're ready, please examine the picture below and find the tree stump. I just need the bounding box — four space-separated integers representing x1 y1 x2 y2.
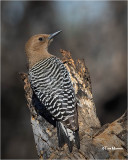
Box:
20 50 127 159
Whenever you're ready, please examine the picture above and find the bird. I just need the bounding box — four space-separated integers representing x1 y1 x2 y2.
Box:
25 30 80 152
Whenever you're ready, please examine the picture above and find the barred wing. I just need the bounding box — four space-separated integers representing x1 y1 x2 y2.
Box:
29 57 78 130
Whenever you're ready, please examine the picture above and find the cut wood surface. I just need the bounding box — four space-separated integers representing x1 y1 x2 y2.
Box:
20 50 127 159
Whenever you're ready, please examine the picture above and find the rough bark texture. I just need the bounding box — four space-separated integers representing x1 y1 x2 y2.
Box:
20 50 127 159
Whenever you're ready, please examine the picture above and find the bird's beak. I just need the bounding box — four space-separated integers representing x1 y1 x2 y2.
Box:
48 30 62 40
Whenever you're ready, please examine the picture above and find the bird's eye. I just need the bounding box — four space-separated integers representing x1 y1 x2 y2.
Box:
38 37 43 41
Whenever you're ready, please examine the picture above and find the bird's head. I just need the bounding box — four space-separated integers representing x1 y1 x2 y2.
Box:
25 30 62 55
25 30 62 68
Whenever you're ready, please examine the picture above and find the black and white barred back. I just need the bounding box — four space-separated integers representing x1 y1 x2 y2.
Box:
28 56 80 152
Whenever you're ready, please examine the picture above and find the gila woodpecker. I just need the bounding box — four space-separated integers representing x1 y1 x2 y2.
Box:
25 31 80 152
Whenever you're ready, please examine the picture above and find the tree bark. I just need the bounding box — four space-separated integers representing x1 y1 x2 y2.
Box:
20 49 127 159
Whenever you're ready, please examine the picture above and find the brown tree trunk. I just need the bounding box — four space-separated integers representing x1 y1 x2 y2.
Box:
20 50 127 159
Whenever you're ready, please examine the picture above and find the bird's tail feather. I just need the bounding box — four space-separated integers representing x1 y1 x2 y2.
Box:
74 129 80 149
56 122 80 152
56 121 67 147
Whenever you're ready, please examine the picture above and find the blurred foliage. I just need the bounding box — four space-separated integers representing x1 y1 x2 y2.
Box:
1 1 127 159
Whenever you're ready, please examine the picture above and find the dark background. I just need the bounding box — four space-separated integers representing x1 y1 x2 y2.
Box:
1 1 127 159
